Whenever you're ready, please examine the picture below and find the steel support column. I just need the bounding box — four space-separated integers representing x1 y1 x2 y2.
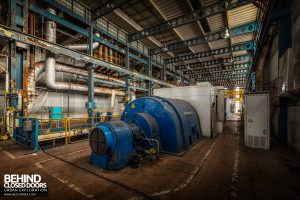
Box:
146 54 153 96
87 27 95 126
125 43 130 69
9 0 17 29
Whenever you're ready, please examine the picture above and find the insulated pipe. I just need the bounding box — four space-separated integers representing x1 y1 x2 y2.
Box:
64 33 100 51
109 48 113 63
28 62 128 96
99 45 104 59
55 64 125 84
104 46 108 61
43 8 125 96
28 62 126 94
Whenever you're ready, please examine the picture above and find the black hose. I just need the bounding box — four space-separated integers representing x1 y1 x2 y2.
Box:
40 147 156 200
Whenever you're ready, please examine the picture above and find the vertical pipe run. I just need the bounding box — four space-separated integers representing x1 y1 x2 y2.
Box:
45 8 57 89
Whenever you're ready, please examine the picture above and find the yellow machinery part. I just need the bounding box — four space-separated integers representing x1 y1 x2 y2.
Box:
1 134 10 141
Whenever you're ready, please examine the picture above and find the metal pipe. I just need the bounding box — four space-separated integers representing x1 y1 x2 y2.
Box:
104 46 108 61
37 71 126 95
43 8 125 96
29 62 126 92
64 33 100 51
109 48 113 63
55 64 125 84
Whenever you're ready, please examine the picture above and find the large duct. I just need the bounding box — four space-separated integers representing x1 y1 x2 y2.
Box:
43 8 125 96
64 33 101 51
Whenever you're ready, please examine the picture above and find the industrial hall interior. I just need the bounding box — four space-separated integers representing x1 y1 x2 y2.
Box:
0 0 300 199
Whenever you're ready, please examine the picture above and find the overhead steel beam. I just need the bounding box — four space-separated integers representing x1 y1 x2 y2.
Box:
112 8 188 81
177 54 252 70
40 0 148 57
167 41 253 64
194 74 247 82
0 25 174 87
113 8 169 53
128 0 255 42
92 0 130 21
193 71 248 79
196 77 247 82
148 0 197 57
191 70 248 80
28 4 147 65
187 0 216 61
184 62 251 75
151 22 258 55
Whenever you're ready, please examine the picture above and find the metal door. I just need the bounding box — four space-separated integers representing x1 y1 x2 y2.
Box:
245 93 270 150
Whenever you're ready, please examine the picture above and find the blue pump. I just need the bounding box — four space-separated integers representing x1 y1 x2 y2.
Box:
90 96 202 170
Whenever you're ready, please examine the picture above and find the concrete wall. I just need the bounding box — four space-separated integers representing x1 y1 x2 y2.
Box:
287 0 300 153
288 104 300 153
292 0 300 90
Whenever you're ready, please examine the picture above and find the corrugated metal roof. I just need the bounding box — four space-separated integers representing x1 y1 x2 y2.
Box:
152 0 190 19
232 50 249 57
76 0 260 86
175 23 203 40
209 39 230 49
207 13 226 32
201 0 219 7
231 32 254 44
227 3 258 28
190 43 211 52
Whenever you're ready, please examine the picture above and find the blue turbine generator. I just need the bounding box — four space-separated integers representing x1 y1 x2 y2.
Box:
90 96 202 170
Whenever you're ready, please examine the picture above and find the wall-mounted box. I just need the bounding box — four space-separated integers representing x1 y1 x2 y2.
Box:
49 107 63 120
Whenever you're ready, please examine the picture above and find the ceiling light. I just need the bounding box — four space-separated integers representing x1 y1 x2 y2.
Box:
223 27 230 39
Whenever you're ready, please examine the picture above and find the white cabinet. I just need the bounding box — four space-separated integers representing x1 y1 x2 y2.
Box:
153 82 216 138
244 93 270 150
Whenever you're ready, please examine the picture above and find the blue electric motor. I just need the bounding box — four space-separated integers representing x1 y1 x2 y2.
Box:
90 96 202 170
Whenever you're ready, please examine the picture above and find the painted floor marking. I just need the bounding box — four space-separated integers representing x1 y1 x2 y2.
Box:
35 162 94 199
128 137 219 199
36 148 90 164
2 150 37 159
230 131 240 199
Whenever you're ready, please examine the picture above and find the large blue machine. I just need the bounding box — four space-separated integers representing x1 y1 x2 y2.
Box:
90 96 202 170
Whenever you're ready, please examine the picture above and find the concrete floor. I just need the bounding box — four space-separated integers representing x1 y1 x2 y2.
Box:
1 121 300 200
